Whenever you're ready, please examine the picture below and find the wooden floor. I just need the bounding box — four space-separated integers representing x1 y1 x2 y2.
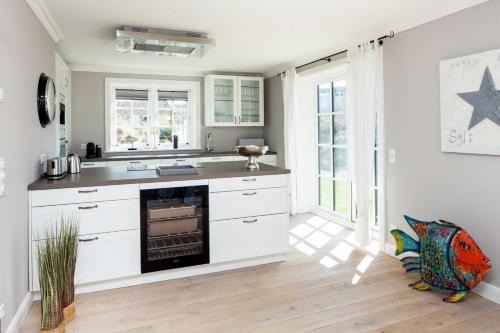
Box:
21 214 500 333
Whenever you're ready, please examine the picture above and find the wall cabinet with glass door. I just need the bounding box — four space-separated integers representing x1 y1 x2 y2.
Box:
205 75 264 127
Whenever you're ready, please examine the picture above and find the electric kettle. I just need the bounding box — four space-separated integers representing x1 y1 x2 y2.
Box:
67 153 81 174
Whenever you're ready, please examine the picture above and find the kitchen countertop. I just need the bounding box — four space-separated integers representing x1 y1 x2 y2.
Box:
28 161 290 191
81 150 277 162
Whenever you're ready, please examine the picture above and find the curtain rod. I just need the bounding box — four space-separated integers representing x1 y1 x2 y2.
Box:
278 31 395 76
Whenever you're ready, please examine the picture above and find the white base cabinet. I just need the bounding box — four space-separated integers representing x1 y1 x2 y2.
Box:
210 214 288 264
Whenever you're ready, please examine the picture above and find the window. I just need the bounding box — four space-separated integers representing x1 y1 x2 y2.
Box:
105 78 200 152
315 77 379 226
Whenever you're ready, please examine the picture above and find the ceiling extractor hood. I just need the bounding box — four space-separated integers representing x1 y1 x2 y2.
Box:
116 26 215 58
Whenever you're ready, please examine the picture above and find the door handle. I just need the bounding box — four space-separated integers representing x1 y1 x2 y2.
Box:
234 115 237 124
78 205 98 210
79 236 99 242
78 189 98 193
242 192 257 196
243 219 258 224
239 115 241 124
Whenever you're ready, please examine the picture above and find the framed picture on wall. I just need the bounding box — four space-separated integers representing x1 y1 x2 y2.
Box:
440 48 500 155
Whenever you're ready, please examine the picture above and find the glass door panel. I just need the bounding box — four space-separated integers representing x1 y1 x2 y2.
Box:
239 79 261 124
213 78 236 125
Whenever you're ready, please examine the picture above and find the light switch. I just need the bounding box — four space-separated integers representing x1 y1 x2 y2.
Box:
0 88 5 103
388 149 396 164
0 157 5 196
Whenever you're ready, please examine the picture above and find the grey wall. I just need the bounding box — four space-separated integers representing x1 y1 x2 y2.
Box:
71 71 264 154
385 0 500 288
264 76 285 167
0 0 56 330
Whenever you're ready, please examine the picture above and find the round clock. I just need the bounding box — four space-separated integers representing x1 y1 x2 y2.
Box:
37 73 56 128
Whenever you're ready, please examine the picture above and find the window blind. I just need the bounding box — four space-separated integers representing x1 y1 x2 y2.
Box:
115 89 149 100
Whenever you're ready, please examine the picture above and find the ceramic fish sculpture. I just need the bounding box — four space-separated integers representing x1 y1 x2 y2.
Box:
391 215 491 303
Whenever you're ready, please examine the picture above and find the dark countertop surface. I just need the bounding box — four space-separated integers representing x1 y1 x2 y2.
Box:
28 162 290 191
81 150 277 162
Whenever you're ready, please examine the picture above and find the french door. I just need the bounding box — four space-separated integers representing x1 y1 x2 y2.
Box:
315 76 379 228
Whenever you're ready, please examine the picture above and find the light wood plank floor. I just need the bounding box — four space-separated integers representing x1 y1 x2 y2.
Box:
21 214 500 333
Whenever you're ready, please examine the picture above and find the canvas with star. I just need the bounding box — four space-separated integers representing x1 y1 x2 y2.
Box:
440 48 500 155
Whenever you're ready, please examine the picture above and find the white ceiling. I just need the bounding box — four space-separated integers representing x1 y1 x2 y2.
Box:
44 0 487 77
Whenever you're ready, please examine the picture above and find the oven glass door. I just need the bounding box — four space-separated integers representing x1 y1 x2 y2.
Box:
140 185 209 273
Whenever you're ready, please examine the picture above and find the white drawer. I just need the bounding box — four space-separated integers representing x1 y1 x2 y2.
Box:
31 199 139 239
108 159 163 168
162 157 199 165
209 174 287 192
210 187 288 221
31 184 139 207
210 213 288 263
81 161 107 168
31 229 140 291
199 156 234 163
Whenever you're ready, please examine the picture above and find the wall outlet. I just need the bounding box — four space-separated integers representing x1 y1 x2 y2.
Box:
388 148 397 164
0 157 5 197
81 144 86 150
40 154 47 165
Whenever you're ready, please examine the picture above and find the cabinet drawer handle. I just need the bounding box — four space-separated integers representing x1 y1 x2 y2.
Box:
242 192 257 196
78 189 98 194
243 219 258 224
129 161 142 164
82 163 94 166
242 178 256 182
176 159 186 162
79 236 98 242
78 205 98 210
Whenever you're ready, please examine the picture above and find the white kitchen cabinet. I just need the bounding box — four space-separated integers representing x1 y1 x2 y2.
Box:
198 155 234 163
210 213 288 264
32 229 140 291
32 199 139 239
210 187 288 221
205 75 264 127
31 184 139 207
81 161 108 168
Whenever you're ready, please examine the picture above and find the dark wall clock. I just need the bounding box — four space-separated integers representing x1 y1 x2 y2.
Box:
37 73 56 128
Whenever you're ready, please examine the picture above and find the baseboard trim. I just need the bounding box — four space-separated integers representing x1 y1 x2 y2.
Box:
5 293 33 333
384 242 500 304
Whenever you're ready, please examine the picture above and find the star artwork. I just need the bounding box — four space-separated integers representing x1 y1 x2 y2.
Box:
457 67 500 130
440 48 500 155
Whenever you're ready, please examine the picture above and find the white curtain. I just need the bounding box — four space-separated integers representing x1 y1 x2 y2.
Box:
282 69 298 214
347 44 384 247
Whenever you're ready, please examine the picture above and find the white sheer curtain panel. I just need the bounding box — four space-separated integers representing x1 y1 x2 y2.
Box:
282 69 298 214
347 43 384 247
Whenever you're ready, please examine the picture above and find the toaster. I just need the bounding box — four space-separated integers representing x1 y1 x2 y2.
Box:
46 157 67 180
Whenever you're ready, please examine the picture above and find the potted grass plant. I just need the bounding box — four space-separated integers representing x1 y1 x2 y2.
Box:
37 216 79 333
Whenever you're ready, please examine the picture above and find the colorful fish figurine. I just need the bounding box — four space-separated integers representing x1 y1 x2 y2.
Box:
391 215 491 303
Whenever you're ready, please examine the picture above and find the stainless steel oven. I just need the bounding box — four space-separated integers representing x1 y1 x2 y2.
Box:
140 181 209 273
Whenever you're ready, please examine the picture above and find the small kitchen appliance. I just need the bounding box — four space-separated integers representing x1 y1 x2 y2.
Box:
67 153 81 174
235 145 269 170
85 142 96 158
46 157 67 179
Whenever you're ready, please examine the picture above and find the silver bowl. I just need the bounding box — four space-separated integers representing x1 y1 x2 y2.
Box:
235 145 269 170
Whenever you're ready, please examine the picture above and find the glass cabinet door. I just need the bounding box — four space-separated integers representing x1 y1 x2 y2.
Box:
239 78 263 125
212 77 237 125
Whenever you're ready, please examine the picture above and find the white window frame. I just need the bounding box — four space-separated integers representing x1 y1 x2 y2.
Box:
105 77 201 152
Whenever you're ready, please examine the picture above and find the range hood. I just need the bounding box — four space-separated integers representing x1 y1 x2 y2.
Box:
116 26 215 58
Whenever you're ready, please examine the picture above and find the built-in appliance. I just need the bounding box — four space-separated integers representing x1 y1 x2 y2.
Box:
46 157 67 179
116 26 215 57
67 153 81 174
140 181 209 273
